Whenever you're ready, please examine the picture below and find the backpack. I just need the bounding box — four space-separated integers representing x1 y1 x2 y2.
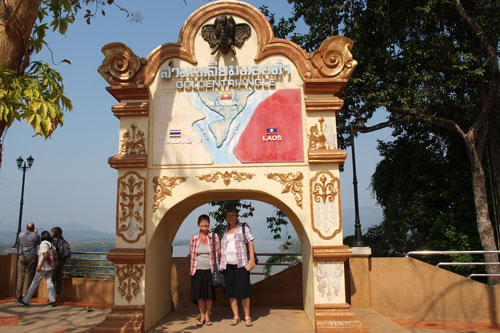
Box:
55 237 72 259
46 243 59 269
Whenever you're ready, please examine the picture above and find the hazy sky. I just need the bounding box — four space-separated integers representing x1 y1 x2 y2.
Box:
0 0 391 238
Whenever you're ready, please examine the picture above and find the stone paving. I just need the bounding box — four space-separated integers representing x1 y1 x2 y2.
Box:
1 298 499 332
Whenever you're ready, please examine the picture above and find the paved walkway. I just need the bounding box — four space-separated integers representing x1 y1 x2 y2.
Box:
0 298 110 332
1 298 499 332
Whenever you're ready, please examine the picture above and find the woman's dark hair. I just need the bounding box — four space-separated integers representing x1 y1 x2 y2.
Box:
197 214 210 225
51 226 62 238
225 206 239 215
41 231 52 242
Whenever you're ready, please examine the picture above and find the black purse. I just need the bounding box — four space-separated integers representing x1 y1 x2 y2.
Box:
211 234 225 287
243 223 258 265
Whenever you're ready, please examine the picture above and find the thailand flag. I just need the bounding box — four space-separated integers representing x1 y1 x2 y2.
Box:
169 129 181 138
266 128 278 133
220 91 233 100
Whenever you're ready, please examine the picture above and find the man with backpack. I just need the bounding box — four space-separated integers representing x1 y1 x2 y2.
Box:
51 227 71 301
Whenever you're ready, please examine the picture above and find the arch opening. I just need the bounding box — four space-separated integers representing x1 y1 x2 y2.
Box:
145 190 313 329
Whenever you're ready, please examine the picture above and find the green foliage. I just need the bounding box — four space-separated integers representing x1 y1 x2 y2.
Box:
264 0 499 145
207 200 301 277
0 61 72 137
259 5 295 39
208 200 255 237
0 1 146 169
364 133 483 276
264 1 500 266
367 133 480 253
266 207 290 240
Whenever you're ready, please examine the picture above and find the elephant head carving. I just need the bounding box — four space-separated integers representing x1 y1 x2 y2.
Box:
201 15 251 55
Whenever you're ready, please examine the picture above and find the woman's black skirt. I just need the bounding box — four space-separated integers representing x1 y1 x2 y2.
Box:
191 269 216 304
224 264 251 300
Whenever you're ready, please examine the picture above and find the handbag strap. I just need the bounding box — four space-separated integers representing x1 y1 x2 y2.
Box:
242 223 251 258
211 233 219 273
242 222 248 244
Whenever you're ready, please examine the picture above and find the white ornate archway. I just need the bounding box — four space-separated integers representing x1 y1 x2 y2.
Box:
92 1 367 332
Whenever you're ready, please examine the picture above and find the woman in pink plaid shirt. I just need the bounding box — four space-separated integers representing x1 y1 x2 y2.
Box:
189 214 220 326
220 206 257 327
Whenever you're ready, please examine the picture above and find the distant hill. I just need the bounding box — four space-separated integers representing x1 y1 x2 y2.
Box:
0 222 115 245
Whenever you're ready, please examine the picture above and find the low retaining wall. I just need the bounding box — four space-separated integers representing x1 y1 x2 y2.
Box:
35 276 114 305
171 257 303 308
3 253 499 324
349 256 500 323
0 253 114 305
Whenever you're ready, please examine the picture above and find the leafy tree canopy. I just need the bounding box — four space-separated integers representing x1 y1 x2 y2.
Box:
264 0 500 283
0 0 140 167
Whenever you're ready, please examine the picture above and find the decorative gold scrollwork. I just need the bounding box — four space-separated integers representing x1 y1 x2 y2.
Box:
197 171 255 187
120 123 146 154
98 42 144 85
311 36 357 79
266 172 304 209
117 172 146 243
116 264 144 303
312 174 338 204
310 170 341 240
309 116 329 150
152 175 189 212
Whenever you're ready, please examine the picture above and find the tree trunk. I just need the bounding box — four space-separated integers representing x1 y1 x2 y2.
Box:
0 0 42 72
466 136 500 285
0 0 43 169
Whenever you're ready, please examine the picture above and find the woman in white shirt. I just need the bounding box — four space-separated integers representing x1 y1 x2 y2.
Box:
219 206 256 327
20 230 56 307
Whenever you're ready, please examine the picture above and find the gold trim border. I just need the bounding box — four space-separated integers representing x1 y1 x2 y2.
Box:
116 171 147 244
310 170 342 240
308 149 347 164
305 97 344 114
312 246 352 262
112 102 149 118
108 154 147 169
107 248 146 265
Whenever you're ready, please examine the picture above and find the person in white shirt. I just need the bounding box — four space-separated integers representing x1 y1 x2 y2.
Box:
20 231 56 307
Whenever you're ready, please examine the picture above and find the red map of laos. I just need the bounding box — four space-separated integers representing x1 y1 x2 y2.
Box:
234 89 304 163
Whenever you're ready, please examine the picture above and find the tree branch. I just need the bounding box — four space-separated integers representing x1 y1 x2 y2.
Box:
356 119 404 133
453 0 500 154
453 0 499 74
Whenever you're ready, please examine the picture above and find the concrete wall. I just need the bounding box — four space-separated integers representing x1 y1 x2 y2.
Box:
0 254 17 299
0 254 114 305
349 256 500 323
36 277 114 305
171 257 303 309
4 253 499 324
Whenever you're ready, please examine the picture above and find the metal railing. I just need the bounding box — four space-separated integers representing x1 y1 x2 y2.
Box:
62 251 302 278
405 250 500 279
250 252 302 276
63 251 114 277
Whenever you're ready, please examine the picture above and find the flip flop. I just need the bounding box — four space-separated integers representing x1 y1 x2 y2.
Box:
230 316 241 326
205 320 213 326
196 320 205 326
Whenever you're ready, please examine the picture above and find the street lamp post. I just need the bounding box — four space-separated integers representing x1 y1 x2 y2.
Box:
339 120 365 247
13 155 34 298
14 155 34 248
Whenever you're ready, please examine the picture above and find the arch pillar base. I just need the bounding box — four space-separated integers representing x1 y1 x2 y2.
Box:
90 305 145 333
314 303 369 332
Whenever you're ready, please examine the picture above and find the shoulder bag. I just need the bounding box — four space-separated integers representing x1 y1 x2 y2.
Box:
211 233 225 287
242 223 258 265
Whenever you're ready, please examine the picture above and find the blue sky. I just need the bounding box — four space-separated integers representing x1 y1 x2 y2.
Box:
0 0 391 240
